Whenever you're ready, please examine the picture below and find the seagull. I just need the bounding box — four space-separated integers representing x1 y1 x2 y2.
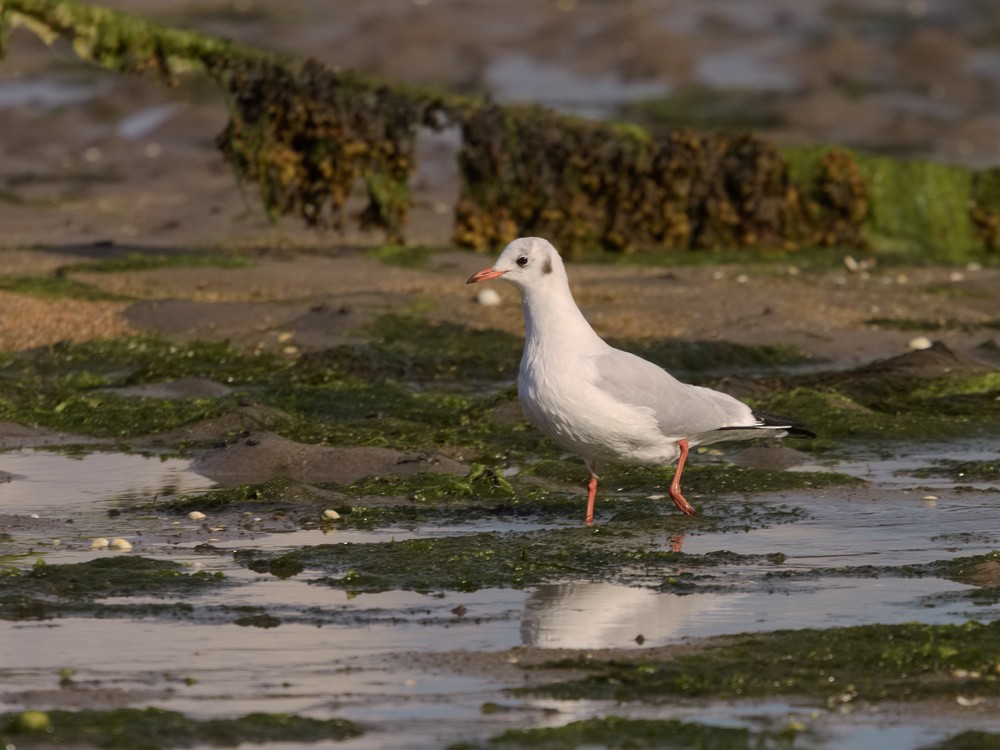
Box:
467 237 816 526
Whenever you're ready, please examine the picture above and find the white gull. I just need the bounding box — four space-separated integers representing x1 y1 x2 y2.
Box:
467 236 815 525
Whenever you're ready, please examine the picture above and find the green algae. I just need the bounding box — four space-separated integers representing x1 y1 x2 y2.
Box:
522 620 1000 704
60 252 255 274
859 154 979 263
0 707 362 749
159 477 330 514
294 314 523 384
15 335 287 386
365 243 437 269
0 336 284 437
235 529 783 594
922 731 1000 750
0 274 127 301
0 390 230 439
750 371 1000 444
0 557 226 621
455 715 782 750
911 460 1000 482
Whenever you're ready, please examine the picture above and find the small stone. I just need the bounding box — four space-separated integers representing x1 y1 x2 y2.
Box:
475 288 502 307
923 495 939 501
90 537 110 550
909 336 933 350
109 538 133 552
322 509 342 521
15 710 51 732
188 511 207 521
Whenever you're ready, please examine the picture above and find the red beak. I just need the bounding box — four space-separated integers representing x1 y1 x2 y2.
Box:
466 268 507 284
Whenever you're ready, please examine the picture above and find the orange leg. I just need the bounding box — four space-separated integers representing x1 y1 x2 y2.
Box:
667 440 699 516
585 460 598 526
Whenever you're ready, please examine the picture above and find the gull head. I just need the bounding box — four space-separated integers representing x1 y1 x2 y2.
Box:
466 237 565 292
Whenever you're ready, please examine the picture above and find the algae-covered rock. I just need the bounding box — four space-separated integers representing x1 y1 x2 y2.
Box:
522 619 1000 703
8 0 998 259
0 707 362 748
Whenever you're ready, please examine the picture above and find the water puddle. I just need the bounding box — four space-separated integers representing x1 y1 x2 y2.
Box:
0 449 215 516
1 445 997 748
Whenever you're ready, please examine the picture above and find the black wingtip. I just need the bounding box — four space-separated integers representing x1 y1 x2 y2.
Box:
753 410 817 439
784 425 818 440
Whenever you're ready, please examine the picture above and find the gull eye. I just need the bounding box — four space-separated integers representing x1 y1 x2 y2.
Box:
516 256 528 267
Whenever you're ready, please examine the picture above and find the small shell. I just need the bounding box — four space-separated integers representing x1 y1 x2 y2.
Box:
956 695 982 706
188 511 207 521
322 509 342 521
908 336 932 351
90 537 110 550
109 538 133 552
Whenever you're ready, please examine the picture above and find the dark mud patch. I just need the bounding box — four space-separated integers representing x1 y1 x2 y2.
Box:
190 431 466 486
124 299 332 349
833 341 993 382
0 707 362 748
518 620 1000 704
149 476 342 515
134 404 297 450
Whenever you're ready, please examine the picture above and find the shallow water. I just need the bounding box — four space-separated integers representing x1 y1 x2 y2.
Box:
1 445 998 748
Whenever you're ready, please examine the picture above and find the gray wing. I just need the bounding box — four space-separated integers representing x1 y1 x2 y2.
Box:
592 348 757 438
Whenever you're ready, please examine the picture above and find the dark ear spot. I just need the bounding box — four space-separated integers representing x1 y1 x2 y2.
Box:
542 258 553 275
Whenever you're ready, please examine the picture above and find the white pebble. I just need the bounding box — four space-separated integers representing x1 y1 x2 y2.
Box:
475 288 502 307
109 538 133 552
923 495 939 501
187 511 207 521
323 509 342 521
909 336 933 350
90 537 110 550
